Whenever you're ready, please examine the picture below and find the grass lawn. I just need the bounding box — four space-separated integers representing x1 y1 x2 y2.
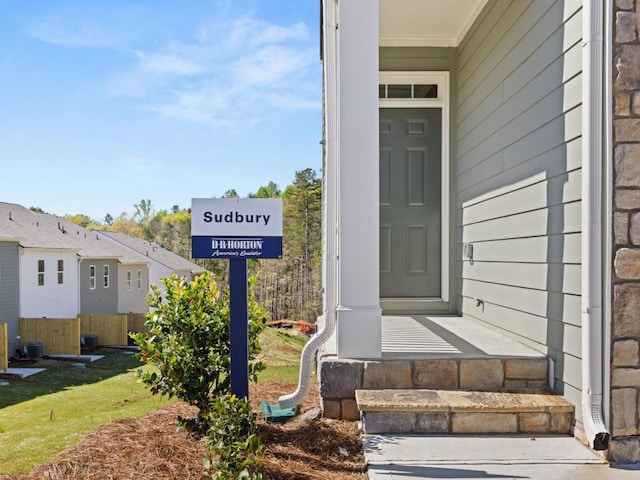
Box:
0 328 309 477
258 328 309 383
0 350 168 476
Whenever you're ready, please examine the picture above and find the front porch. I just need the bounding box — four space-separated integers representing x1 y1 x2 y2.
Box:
319 315 574 437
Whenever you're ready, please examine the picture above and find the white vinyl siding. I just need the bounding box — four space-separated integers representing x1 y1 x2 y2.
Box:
455 0 582 416
20 251 79 318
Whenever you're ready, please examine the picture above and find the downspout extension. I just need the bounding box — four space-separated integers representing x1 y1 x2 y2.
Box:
277 312 336 409
581 0 610 451
278 0 338 410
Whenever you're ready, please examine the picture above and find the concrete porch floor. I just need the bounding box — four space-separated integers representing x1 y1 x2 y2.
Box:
324 315 545 360
381 316 544 359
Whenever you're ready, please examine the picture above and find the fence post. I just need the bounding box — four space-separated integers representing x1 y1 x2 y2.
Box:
0 323 7 371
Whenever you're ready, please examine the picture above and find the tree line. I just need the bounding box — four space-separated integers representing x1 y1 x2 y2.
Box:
59 168 323 324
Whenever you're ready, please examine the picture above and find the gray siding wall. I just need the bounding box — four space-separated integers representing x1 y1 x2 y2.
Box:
456 0 583 414
0 241 20 355
380 47 456 72
79 259 119 315
379 46 458 314
117 265 149 314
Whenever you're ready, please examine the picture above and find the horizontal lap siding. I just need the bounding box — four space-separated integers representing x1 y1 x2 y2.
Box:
0 242 20 358
80 259 119 315
20 251 79 318
117 265 149 314
455 0 583 407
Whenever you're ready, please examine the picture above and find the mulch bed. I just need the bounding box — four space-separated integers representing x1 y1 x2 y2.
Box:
3 382 368 480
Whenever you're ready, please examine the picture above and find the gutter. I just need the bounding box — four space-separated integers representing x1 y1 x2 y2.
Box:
581 0 610 451
279 0 338 409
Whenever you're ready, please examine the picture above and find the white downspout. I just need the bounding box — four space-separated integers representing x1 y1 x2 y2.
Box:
279 0 338 409
602 0 613 440
581 0 610 451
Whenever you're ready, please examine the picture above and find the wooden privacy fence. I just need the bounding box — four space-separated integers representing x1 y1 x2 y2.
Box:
79 314 128 346
0 323 8 371
19 318 81 355
19 313 149 354
127 313 149 334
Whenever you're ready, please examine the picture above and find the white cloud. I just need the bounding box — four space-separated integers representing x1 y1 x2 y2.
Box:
28 7 321 127
136 14 320 126
226 16 309 48
137 51 202 76
232 45 312 87
26 21 121 49
149 88 232 125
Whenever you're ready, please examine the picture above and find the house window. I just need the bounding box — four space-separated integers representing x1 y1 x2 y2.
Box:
103 265 110 288
379 83 438 99
37 260 45 286
89 265 96 289
126 270 132 291
136 270 142 290
57 259 64 284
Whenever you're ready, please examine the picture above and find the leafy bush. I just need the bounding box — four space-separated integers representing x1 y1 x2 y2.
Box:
132 273 267 430
203 394 264 480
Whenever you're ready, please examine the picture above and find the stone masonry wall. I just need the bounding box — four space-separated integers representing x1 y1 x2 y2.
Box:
612 0 640 463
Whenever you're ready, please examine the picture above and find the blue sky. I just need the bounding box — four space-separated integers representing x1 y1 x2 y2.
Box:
0 0 322 221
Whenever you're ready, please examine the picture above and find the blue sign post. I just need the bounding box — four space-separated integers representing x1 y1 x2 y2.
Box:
191 198 283 398
229 259 249 398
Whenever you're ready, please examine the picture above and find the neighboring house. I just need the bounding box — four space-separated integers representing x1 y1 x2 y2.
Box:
0 238 20 356
96 231 207 291
115 260 149 314
0 203 150 319
312 0 640 464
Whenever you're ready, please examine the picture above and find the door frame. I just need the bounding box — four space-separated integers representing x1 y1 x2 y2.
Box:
379 71 450 307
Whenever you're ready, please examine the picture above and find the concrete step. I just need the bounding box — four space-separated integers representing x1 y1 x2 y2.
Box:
356 389 574 435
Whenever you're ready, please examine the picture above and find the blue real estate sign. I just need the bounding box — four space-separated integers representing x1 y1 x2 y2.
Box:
191 198 283 259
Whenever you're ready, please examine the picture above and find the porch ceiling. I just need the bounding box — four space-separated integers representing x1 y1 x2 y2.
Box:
379 0 488 47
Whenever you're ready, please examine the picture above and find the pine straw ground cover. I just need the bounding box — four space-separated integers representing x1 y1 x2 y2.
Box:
3 381 367 480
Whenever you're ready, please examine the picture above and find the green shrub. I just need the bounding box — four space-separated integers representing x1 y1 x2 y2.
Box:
203 394 264 480
131 273 267 431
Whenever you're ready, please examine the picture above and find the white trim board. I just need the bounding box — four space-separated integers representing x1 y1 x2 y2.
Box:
379 71 450 305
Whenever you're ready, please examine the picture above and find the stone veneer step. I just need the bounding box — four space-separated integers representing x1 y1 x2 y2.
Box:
356 389 574 435
320 356 550 420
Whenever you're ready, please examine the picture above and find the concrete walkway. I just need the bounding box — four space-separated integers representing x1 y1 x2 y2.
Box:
351 317 640 477
1 367 46 378
364 435 640 479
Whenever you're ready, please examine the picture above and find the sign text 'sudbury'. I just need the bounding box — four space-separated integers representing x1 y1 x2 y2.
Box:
203 211 271 226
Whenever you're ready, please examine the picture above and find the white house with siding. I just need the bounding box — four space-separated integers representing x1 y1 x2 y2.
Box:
0 202 151 326
279 0 640 465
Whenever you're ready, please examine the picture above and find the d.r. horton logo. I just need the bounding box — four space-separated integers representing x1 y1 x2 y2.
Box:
210 238 263 257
